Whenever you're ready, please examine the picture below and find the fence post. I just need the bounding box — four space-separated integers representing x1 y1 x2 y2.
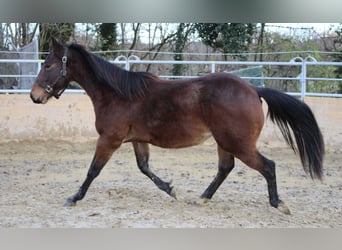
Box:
291 56 318 100
127 55 140 71
290 56 306 101
211 61 216 73
114 55 128 70
301 59 306 101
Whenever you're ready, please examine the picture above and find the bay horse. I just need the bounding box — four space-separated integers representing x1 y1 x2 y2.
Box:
30 38 324 214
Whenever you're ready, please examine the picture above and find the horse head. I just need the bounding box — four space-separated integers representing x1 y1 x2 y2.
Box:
30 37 70 104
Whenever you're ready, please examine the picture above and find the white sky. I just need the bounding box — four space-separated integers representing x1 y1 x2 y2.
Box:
266 23 340 33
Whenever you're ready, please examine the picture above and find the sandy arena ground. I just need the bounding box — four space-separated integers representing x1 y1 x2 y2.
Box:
0 139 341 228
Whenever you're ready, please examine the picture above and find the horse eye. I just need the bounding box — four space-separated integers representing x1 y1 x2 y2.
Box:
44 64 52 70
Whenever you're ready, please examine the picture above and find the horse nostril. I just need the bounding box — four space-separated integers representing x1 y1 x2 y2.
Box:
30 93 42 104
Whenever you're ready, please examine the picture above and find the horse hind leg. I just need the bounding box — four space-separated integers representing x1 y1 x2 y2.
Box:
132 142 176 199
200 145 235 202
237 150 291 215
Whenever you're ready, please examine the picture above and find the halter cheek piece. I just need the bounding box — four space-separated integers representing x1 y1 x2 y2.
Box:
37 47 68 99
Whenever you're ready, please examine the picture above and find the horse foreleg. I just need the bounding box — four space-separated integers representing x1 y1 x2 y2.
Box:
200 145 235 201
63 156 104 206
132 142 176 199
64 137 121 206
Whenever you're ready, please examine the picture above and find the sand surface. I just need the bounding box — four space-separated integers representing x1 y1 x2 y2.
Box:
0 139 341 228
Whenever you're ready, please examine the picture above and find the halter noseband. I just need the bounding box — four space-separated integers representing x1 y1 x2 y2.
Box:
37 47 69 99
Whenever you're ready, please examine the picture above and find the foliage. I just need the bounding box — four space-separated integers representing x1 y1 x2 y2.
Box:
259 30 341 93
194 23 256 60
172 23 195 76
332 24 342 93
98 23 119 59
38 23 74 56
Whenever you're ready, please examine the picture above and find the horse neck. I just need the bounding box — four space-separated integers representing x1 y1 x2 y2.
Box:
70 61 112 107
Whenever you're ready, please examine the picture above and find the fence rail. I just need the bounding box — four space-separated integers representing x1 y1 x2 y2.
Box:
1 56 342 99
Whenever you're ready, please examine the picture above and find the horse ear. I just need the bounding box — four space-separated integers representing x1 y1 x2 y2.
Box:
49 37 64 56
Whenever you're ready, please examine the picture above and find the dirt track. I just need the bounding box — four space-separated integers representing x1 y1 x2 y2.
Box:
0 139 341 228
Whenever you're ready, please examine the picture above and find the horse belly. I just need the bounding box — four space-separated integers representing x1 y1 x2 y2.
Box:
124 120 211 149
150 128 212 148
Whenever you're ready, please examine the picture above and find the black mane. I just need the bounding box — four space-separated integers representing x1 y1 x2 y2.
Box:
69 43 157 100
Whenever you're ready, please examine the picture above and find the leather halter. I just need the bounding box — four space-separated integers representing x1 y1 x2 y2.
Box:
37 47 68 99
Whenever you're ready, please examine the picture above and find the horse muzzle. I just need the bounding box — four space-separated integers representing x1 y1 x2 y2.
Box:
30 84 51 104
30 93 43 104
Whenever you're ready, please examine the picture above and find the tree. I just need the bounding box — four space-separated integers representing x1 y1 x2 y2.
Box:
38 23 74 54
172 23 195 76
122 23 178 72
254 23 266 61
0 23 39 49
0 24 4 49
332 24 342 93
98 23 119 58
194 23 256 60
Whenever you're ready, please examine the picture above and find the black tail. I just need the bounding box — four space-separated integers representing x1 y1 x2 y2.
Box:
257 88 324 180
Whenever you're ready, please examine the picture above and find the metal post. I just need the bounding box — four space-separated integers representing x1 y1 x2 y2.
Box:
302 56 317 101
290 56 318 101
211 61 216 73
127 55 140 71
301 59 306 101
290 56 305 101
114 55 128 70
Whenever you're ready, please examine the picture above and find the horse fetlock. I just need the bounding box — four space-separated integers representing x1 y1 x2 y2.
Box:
160 179 177 199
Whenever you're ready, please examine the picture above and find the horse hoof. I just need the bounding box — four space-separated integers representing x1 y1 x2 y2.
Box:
201 197 210 204
277 201 291 215
170 187 177 200
63 198 77 207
